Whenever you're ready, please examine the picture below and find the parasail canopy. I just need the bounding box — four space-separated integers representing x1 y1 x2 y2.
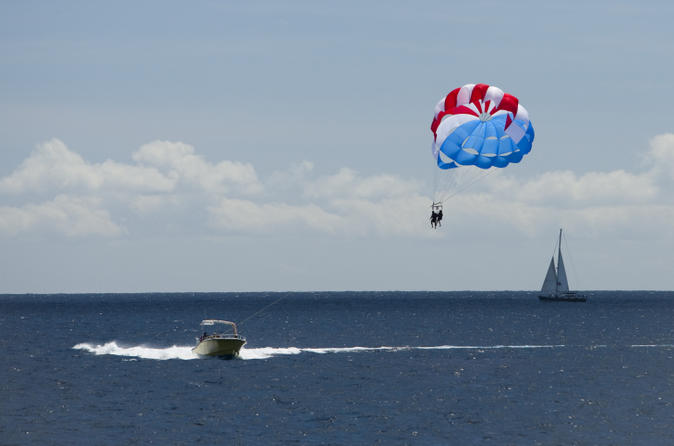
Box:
430 83 534 170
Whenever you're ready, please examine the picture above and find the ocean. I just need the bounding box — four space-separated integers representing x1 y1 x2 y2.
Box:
1 291 673 445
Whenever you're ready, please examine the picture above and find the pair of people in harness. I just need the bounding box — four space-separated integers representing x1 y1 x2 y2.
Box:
430 204 443 228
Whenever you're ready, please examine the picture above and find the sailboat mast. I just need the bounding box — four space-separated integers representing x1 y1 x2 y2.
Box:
556 228 563 294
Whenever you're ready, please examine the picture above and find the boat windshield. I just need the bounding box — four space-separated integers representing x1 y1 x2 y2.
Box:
199 319 239 336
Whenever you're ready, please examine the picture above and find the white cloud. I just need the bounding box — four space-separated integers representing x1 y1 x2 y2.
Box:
208 198 343 233
206 165 431 237
0 195 123 237
328 194 434 237
0 139 265 236
0 139 175 194
130 194 184 214
431 192 674 240
207 193 433 237
133 140 262 195
645 133 674 180
0 138 263 197
2 134 674 240
486 169 657 205
266 161 314 192
304 167 422 200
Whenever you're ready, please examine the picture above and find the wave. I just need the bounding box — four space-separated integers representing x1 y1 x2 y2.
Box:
631 344 674 348
73 342 674 361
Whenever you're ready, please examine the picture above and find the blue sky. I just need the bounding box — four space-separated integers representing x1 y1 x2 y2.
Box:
2 1 674 292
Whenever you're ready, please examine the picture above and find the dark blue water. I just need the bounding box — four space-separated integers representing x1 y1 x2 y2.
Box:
2 291 673 445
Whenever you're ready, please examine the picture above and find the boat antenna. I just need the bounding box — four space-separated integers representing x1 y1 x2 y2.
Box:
237 294 286 327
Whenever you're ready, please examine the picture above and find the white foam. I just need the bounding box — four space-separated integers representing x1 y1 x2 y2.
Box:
238 346 302 360
418 344 566 350
72 342 306 361
73 342 197 360
74 342 666 361
241 344 568 359
303 346 398 354
631 344 674 348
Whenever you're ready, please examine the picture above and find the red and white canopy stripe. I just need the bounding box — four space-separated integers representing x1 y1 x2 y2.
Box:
431 83 530 145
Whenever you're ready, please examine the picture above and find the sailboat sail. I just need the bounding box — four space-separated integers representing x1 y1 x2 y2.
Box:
556 250 569 292
541 256 557 294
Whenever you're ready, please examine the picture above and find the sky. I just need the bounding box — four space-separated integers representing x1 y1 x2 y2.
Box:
2 1 674 292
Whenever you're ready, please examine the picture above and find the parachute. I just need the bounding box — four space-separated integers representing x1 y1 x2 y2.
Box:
431 83 534 170
428 83 535 227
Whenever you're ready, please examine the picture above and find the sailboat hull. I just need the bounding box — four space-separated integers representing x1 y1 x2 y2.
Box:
538 294 586 302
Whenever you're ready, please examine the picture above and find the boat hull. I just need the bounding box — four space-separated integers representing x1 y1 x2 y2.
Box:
539 294 587 302
192 338 246 358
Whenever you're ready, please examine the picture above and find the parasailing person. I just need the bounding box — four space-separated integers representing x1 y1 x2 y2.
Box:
428 83 536 227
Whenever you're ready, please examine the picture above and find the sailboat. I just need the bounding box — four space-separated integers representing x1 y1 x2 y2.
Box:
539 228 586 302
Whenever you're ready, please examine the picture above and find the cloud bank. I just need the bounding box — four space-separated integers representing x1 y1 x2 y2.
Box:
1 135 674 239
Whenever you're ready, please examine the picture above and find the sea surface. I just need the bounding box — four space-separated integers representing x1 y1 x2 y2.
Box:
1 291 673 445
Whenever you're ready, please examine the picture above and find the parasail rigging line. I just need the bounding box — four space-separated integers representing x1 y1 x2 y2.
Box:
237 294 286 327
434 168 496 205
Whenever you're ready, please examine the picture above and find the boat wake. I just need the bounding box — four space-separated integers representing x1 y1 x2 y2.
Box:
73 342 197 360
72 342 674 361
72 342 566 361
238 344 567 360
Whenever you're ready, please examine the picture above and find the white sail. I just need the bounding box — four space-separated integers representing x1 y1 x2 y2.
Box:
556 250 569 292
540 256 557 294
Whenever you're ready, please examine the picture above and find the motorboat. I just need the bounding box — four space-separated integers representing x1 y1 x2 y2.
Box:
192 319 246 358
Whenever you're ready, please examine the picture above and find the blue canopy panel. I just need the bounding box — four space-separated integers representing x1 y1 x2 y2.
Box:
436 116 534 170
